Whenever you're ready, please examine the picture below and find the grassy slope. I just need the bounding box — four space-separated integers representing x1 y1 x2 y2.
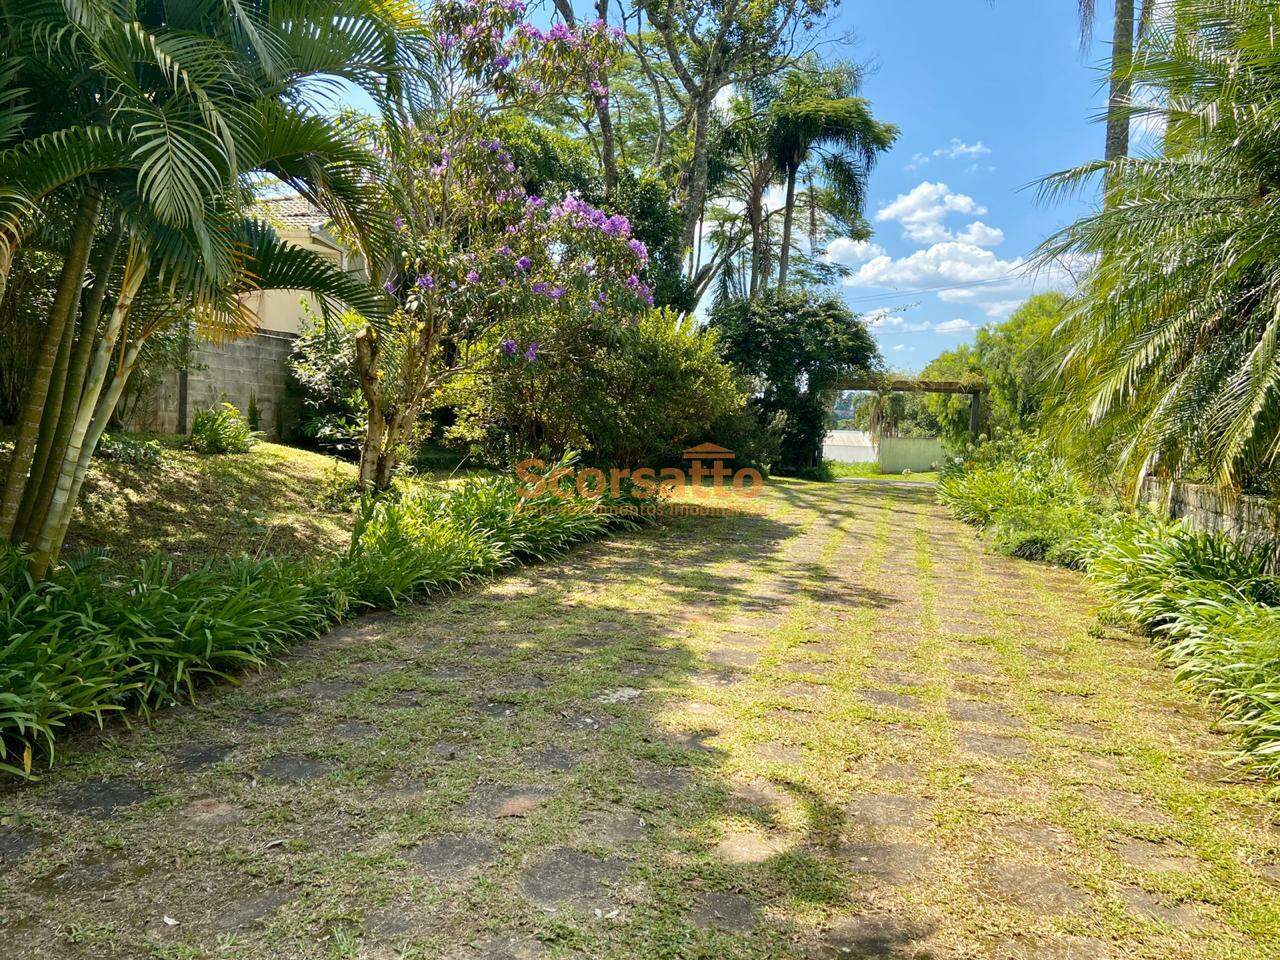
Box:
1 479 1276 958
61 438 356 573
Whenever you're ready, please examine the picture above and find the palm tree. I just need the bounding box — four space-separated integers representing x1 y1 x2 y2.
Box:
1040 0 1280 493
1078 1 1157 161
766 65 897 292
0 0 413 574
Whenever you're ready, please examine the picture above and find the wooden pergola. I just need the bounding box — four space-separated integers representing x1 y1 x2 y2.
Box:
834 376 988 440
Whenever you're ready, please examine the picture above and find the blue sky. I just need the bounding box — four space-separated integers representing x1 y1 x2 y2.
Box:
818 0 1119 368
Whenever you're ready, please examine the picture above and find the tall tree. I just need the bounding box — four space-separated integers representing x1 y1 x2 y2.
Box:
766 65 897 292
0 0 411 575
1041 0 1280 492
630 0 834 268
1078 0 1145 160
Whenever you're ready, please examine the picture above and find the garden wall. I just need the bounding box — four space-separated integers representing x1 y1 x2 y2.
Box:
878 437 945 474
123 332 297 439
1140 477 1280 564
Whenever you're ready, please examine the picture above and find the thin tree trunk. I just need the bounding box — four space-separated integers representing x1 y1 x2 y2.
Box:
1106 0 1135 162
13 301 77 542
748 187 765 295
35 341 141 575
777 166 798 293
554 0 618 193
19 221 125 545
355 325 385 489
0 188 100 542
29 238 145 577
807 172 819 252
0 242 14 309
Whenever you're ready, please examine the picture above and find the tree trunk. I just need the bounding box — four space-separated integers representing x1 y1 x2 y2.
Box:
34 341 141 576
679 98 713 255
0 242 14 310
1105 0 1135 162
13 299 77 541
355 325 386 489
19 221 125 546
777 166 798 293
554 0 618 194
748 186 765 295
0 188 100 542
28 237 145 578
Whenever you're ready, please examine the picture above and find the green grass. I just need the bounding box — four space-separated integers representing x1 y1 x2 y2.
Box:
825 460 939 483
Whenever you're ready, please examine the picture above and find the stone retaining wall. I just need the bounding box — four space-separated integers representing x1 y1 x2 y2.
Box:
123 332 297 439
1140 476 1280 563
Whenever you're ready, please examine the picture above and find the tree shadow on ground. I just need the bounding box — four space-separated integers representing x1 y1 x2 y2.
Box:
0 502 896 958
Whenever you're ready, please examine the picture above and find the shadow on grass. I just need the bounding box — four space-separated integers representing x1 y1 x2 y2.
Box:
0 496 896 958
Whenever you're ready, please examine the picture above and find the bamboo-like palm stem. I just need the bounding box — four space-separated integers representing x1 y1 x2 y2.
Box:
0 187 100 541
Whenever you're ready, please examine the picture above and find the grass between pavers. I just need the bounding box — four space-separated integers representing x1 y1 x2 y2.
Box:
1 479 1279 958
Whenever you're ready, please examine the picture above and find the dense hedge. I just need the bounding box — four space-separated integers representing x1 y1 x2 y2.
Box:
939 437 1280 781
0 464 646 776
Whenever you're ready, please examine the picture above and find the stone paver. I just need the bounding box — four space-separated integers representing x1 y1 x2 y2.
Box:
0 480 1275 958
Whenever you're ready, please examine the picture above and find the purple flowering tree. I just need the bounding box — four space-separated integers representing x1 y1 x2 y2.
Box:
354 0 647 489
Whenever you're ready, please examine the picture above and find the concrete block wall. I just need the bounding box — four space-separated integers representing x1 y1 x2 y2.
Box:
123 332 297 439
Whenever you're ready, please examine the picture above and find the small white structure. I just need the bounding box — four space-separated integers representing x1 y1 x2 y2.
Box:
823 429 877 463
878 436 945 473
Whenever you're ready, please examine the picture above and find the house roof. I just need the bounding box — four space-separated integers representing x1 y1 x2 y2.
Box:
257 195 329 230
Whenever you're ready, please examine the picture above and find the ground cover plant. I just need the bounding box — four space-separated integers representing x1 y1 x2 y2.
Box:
939 437 1280 785
0 456 649 776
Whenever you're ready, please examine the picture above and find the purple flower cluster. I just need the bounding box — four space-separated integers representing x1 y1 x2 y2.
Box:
500 338 539 362
417 274 435 290
516 256 533 272
549 195 632 241
627 238 648 264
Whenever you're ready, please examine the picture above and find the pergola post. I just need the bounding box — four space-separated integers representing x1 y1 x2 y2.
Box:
969 391 981 440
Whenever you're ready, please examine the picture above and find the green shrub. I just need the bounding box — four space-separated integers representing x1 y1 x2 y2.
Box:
938 435 1280 782
447 307 744 468
0 550 339 775
936 433 1110 566
1084 514 1280 778
188 402 262 454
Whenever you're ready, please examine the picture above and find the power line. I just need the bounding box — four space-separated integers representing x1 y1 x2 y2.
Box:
841 273 1028 304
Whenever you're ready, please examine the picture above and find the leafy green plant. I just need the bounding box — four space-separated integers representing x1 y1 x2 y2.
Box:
187 403 262 455
938 435 1280 783
95 434 164 467
936 432 1110 565
318 462 361 513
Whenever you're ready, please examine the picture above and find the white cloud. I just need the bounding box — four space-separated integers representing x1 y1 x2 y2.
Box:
850 239 1018 290
905 139 992 171
953 221 1004 247
891 343 913 352
934 318 977 334
982 299 1025 319
844 242 1085 321
935 138 991 161
825 237 885 266
864 308 905 329
876 182 987 244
